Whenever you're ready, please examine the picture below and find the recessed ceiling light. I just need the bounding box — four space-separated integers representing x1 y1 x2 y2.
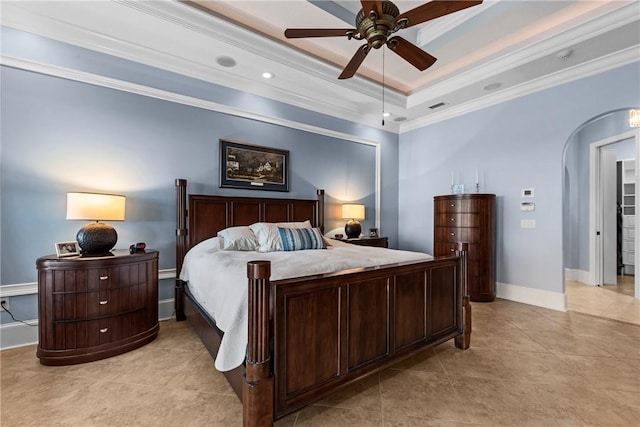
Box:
216 56 236 68
382 112 391 117
483 82 502 91
262 72 274 79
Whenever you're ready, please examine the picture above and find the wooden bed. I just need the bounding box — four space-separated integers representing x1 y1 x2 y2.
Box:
174 179 471 426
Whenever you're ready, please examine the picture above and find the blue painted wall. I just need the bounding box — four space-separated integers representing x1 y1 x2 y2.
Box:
0 27 399 325
398 62 640 294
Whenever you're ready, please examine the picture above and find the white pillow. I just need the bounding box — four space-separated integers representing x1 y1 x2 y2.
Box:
250 220 312 252
217 226 259 251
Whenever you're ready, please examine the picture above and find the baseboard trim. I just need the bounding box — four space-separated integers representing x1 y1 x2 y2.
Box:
0 319 39 350
564 268 594 285
2 285 571 349
497 282 567 312
0 298 176 351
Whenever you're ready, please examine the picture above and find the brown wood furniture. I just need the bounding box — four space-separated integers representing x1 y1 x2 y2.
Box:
335 236 388 247
36 250 159 365
175 179 471 426
434 193 496 302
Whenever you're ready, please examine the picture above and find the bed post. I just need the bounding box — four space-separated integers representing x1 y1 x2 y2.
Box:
175 179 188 321
244 261 274 427
316 189 325 234
455 242 471 350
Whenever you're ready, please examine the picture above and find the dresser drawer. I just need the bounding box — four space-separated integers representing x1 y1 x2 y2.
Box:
434 227 480 244
435 213 480 227
50 310 149 350
50 261 151 293
52 283 148 321
435 199 482 213
434 243 480 257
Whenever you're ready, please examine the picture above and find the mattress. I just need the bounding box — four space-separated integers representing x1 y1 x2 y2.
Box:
179 237 432 371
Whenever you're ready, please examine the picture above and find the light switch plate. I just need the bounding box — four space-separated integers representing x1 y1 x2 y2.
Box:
521 219 536 229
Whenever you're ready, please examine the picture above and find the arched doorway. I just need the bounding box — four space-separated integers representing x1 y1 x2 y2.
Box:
563 108 640 322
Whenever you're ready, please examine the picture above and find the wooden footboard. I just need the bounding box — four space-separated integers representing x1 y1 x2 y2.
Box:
173 179 471 427
244 247 471 426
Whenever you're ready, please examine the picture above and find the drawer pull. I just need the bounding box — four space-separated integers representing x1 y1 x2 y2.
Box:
450 217 455 222
99 275 109 281
99 300 108 305
100 328 109 333
450 203 455 207
450 232 455 236
450 248 455 252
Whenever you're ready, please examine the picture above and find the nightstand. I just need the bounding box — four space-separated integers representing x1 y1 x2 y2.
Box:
337 236 388 248
36 250 159 365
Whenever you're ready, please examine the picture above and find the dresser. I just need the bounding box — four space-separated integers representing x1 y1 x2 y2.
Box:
434 194 496 302
36 250 159 365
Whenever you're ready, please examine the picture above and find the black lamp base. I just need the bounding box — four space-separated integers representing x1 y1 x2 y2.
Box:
345 220 362 239
76 222 118 256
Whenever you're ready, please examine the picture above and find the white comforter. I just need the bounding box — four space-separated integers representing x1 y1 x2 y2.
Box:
179 237 432 371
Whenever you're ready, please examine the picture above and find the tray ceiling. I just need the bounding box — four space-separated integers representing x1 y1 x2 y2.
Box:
2 0 639 132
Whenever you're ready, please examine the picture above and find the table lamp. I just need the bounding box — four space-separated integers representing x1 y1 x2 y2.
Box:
342 203 365 238
67 192 126 256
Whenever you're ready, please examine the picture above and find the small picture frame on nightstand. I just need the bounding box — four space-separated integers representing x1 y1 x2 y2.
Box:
369 228 379 238
55 241 80 257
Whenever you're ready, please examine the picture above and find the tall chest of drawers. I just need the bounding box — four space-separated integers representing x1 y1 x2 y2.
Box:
36 250 159 365
434 194 496 302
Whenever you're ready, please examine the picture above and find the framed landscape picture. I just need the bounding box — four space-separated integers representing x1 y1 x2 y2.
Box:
220 139 289 191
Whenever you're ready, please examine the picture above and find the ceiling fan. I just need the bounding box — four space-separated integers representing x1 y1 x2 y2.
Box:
284 0 483 79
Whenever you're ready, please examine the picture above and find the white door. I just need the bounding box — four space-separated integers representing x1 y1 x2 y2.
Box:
601 149 617 285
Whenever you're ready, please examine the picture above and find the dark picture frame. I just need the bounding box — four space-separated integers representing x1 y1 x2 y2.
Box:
220 139 289 192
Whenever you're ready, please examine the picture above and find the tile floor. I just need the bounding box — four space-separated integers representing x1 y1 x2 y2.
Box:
2 299 639 426
566 275 640 325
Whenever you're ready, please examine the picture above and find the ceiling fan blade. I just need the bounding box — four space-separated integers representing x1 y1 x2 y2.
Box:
284 28 355 38
360 1 383 18
387 36 437 71
338 45 370 79
397 1 483 28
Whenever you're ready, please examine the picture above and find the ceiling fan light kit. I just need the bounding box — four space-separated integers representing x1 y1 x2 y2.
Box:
284 0 483 79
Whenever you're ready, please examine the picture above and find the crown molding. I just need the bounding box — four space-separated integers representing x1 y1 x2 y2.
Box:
1 0 402 132
2 0 638 135
400 47 640 132
407 1 640 109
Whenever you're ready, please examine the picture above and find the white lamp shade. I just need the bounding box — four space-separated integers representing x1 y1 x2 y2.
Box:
67 192 126 221
342 203 365 220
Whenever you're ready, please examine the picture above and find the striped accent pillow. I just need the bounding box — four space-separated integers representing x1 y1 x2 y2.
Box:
277 227 326 251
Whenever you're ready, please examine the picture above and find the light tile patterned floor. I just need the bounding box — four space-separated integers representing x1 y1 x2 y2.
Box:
566 275 640 325
2 299 639 426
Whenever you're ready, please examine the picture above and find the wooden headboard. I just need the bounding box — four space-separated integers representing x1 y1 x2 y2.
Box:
175 179 325 274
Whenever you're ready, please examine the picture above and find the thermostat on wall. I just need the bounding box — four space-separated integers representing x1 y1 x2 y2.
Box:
521 201 535 211
521 188 534 198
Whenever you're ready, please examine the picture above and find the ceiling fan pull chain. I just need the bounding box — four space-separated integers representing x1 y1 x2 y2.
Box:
382 46 385 126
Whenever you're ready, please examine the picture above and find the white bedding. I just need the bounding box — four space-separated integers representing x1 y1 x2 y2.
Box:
179 237 432 371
